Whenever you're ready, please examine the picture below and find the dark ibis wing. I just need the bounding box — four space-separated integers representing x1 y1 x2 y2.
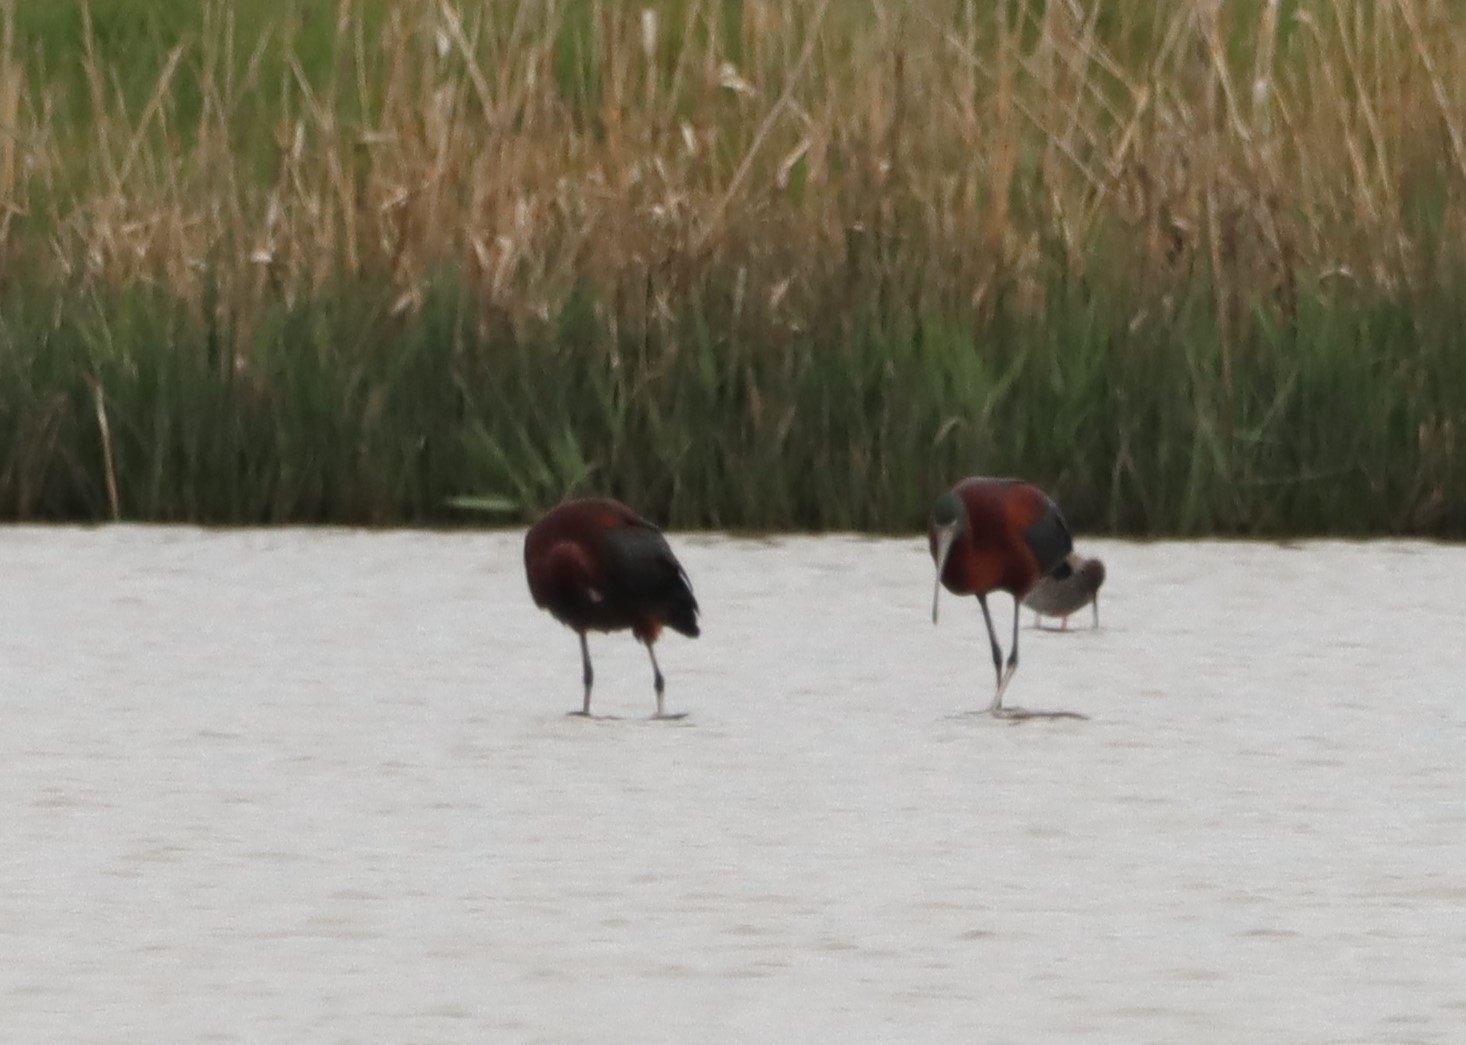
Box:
603 522 701 637
1021 493 1074 578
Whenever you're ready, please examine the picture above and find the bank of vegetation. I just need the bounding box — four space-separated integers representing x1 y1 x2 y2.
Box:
2 1 1464 535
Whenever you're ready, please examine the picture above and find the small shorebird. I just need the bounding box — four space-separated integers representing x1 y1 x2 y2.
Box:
1024 553 1105 630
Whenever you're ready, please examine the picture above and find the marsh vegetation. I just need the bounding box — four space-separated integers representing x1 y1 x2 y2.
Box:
2 1 1463 533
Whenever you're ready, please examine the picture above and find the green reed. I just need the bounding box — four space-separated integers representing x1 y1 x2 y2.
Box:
4 263 1461 535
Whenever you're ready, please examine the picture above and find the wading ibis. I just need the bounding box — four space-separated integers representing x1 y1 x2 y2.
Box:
524 498 700 718
930 477 1073 714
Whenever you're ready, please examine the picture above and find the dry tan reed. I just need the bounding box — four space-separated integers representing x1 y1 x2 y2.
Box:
1 0 1463 334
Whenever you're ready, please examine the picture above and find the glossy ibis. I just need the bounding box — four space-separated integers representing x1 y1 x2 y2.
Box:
930 477 1073 714
524 498 700 718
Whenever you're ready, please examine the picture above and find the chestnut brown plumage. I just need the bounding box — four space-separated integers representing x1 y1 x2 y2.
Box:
525 498 699 718
929 477 1073 714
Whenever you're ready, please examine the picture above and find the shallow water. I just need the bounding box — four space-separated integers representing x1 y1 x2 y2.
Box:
3 527 1465 1042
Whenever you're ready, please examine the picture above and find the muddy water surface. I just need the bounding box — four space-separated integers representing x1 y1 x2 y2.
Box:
3 527 1465 1042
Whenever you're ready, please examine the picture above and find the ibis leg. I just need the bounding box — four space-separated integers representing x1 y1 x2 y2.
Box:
1092 594 1100 629
647 643 667 718
573 632 593 716
990 597 1021 711
977 595 1005 708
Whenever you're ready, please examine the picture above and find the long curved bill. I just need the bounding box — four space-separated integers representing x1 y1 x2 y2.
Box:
932 527 956 624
